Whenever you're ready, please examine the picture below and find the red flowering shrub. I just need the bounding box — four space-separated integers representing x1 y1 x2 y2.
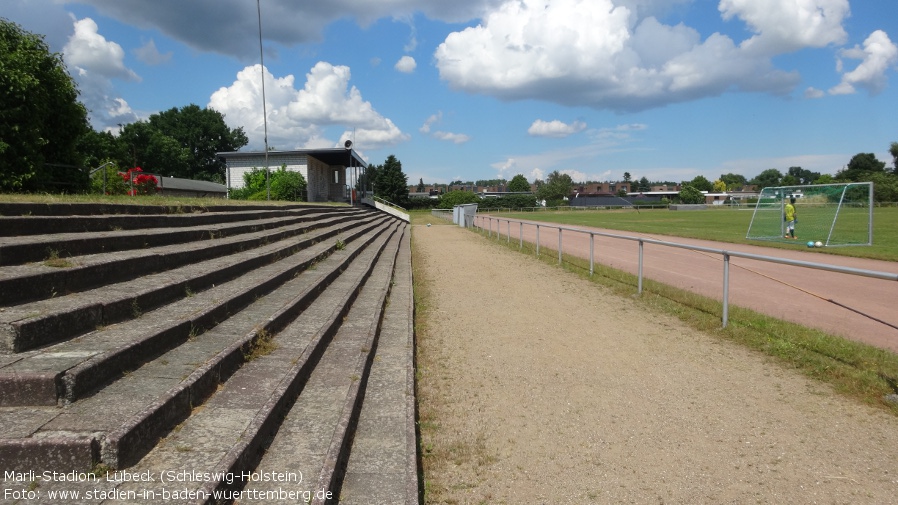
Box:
120 167 158 196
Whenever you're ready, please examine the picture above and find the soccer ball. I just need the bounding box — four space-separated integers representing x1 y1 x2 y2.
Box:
815 241 823 248
807 241 815 248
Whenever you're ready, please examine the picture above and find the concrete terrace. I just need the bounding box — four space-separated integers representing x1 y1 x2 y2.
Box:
0 202 419 504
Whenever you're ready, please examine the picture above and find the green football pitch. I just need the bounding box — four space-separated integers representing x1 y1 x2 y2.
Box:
492 206 898 262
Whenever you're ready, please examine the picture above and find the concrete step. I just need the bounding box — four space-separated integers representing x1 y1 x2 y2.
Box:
0 202 321 217
0 209 369 306
0 217 390 407
232 224 405 505
0 207 361 266
0 204 357 237
0 213 384 352
0 220 402 473
339 229 420 505
108 223 405 504
0 203 419 504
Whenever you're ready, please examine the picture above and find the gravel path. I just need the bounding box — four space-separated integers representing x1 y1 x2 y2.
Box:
414 221 898 504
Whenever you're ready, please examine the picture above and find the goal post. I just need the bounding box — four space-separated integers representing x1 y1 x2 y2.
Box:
745 182 872 247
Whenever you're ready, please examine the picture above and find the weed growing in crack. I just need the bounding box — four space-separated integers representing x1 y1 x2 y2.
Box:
131 299 142 318
243 329 277 361
43 248 73 268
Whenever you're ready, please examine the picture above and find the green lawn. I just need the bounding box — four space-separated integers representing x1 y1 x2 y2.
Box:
494 206 898 262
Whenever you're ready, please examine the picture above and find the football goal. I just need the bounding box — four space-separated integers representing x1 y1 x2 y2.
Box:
745 182 872 247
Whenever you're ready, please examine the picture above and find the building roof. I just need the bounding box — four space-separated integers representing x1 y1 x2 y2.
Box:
156 176 227 193
217 148 367 168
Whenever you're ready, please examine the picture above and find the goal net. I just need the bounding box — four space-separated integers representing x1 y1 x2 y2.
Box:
746 182 872 247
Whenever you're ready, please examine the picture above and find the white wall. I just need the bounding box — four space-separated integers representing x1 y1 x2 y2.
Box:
226 154 309 190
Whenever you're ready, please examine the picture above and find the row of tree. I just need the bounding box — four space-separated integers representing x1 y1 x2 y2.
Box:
678 149 898 203
1 18 249 193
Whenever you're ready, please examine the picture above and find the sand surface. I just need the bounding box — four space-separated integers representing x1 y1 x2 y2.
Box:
414 221 898 504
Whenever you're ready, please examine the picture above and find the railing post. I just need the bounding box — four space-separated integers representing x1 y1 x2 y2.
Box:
589 233 594 276
638 240 644 295
722 253 730 328
558 228 562 265
536 225 540 257
507 221 510 244
488 217 492 238
519 222 523 250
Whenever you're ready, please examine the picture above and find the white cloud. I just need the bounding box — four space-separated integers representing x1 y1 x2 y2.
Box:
433 0 856 111
804 87 825 98
395 55 417 73
493 121 650 180
61 16 141 129
433 131 472 144
420 112 442 133
418 111 470 143
719 0 849 54
64 17 140 82
134 39 172 65
830 30 898 95
209 62 409 151
528 119 587 138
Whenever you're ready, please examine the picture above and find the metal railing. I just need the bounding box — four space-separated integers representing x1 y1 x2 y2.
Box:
475 215 898 328
364 196 410 222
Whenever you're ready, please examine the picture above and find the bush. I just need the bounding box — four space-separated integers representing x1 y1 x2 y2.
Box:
406 197 437 210
90 163 129 195
230 165 307 201
438 190 480 209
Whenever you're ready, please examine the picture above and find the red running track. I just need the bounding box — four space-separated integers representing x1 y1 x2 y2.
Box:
475 215 898 353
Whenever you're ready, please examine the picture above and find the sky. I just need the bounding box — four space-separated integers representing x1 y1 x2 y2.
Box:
5 0 898 186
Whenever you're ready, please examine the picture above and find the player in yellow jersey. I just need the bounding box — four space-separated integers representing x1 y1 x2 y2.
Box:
784 197 796 239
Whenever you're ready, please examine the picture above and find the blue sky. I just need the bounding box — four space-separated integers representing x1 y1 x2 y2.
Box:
6 0 898 186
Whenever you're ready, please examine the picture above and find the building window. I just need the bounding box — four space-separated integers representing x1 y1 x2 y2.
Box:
334 169 339 184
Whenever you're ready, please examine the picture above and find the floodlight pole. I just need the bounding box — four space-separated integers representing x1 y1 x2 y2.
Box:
257 0 270 200
345 139 354 205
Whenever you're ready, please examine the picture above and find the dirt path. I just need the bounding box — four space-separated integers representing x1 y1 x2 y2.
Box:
414 221 898 504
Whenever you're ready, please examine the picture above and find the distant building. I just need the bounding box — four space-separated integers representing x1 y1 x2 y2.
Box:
217 148 366 202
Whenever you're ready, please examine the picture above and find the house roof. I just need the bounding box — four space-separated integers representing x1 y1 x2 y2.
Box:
216 148 367 168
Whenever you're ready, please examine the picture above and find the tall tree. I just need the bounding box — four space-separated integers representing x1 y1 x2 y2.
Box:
0 18 90 191
537 170 573 206
685 175 713 192
375 155 409 205
719 172 747 190
507 174 531 192
835 153 886 182
786 166 820 185
416 177 425 192
749 168 783 189
637 176 650 191
623 172 632 182
678 185 705 204
890 142 898 174
357 163 380 193
115 105 247 182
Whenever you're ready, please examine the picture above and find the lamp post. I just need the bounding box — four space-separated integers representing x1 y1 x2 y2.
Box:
257 0 270 200
345 139 353 205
